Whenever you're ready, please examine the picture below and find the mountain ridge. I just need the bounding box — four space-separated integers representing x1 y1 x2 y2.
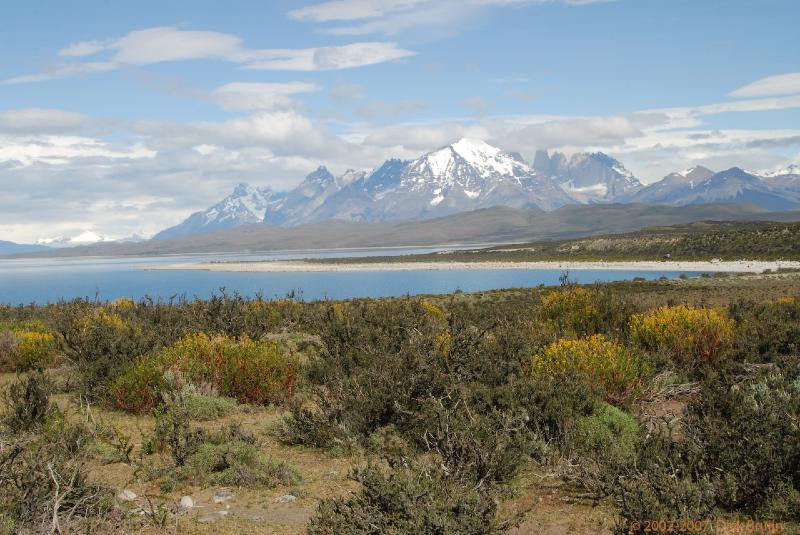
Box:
12 202 800 259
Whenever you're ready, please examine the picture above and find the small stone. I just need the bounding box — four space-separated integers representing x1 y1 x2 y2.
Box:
213 490 233 504
275 494 297 503
117 489 137 502
180 496 194 509
324 470 338 478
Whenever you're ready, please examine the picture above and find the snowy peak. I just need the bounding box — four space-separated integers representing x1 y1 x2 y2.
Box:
629 166 800 211
410 138 533 184
676 166 715 180
759 164 800 178
535 150 643 202
36 230 114 248
154 182 280 240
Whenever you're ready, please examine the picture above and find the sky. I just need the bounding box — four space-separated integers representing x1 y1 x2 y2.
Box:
1 0 799 243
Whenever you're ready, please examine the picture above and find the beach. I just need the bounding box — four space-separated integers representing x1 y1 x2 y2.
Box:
151 259 800 273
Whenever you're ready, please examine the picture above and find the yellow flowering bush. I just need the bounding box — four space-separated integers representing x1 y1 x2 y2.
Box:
0 321 58 371
421 300 452 357
110 332 299 413
13 330 58 371
533 334 647 407
111 297 137 311
540 287 602 337
629 305 734 365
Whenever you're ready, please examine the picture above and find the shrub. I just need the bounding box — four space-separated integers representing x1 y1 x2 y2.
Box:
2 370 54 433
629 305 734 367
12 330 58 371
414 395 531 486
308 462 508 535
540 286 633 338
540 287 600 337
107 355 166 413
533 335 647 407
0 415 111 531
109 333 298 413
0 321 58 372
729 296 800 361
683 362 800 519
603 432 716 534
571 402 638 461
182 392 238 421
143 404 206 466
0 330 19 371
57 306 159 399
183 441 297 488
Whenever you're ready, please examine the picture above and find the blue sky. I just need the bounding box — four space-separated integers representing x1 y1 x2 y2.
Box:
1 0 799 242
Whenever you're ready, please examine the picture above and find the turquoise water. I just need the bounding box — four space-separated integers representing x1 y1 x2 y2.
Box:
0 247 705 304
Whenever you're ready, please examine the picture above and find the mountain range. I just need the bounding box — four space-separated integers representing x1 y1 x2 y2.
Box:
10 203 800 259
155 138 800 241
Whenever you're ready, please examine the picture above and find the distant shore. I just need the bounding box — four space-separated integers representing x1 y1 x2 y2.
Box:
151 259 800 273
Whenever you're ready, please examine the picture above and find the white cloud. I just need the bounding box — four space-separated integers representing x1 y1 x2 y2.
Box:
1 88 799 243
213 82 320 111
4 26 415 84
290 0 615 35
242 42 414 71
288 0 429 22
729 72 800 98
59 40 111 57
0 135 155 167
0 108 91 133
2 62 116 85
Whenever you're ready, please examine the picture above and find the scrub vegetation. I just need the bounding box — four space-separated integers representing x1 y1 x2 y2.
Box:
0 271 798 533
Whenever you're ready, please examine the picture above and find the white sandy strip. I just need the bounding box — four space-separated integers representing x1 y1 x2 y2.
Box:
151 260 800 273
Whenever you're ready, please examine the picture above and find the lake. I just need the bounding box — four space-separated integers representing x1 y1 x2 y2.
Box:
0 246 706 305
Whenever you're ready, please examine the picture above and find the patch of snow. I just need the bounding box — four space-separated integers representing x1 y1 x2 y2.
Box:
430 195 444 206
564 183 609 196
760 163 800 177
426 147 455 177
464 189 480 199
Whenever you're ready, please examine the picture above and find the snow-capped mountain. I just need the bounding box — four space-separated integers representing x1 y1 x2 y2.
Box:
759 164 800 178
630 167 800 211
150 141 800 241
154 183 282 240
263 166 370 226
533 150 643 203
36 230 115 248
756 164 800 199
627 166 715 203
325 138 572 222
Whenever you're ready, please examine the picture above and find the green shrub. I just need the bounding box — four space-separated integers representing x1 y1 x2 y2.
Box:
182 392 238 421
572 402 638 461
183 440 297 488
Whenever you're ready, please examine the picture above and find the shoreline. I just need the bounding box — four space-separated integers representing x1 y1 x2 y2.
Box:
150 259 800 273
